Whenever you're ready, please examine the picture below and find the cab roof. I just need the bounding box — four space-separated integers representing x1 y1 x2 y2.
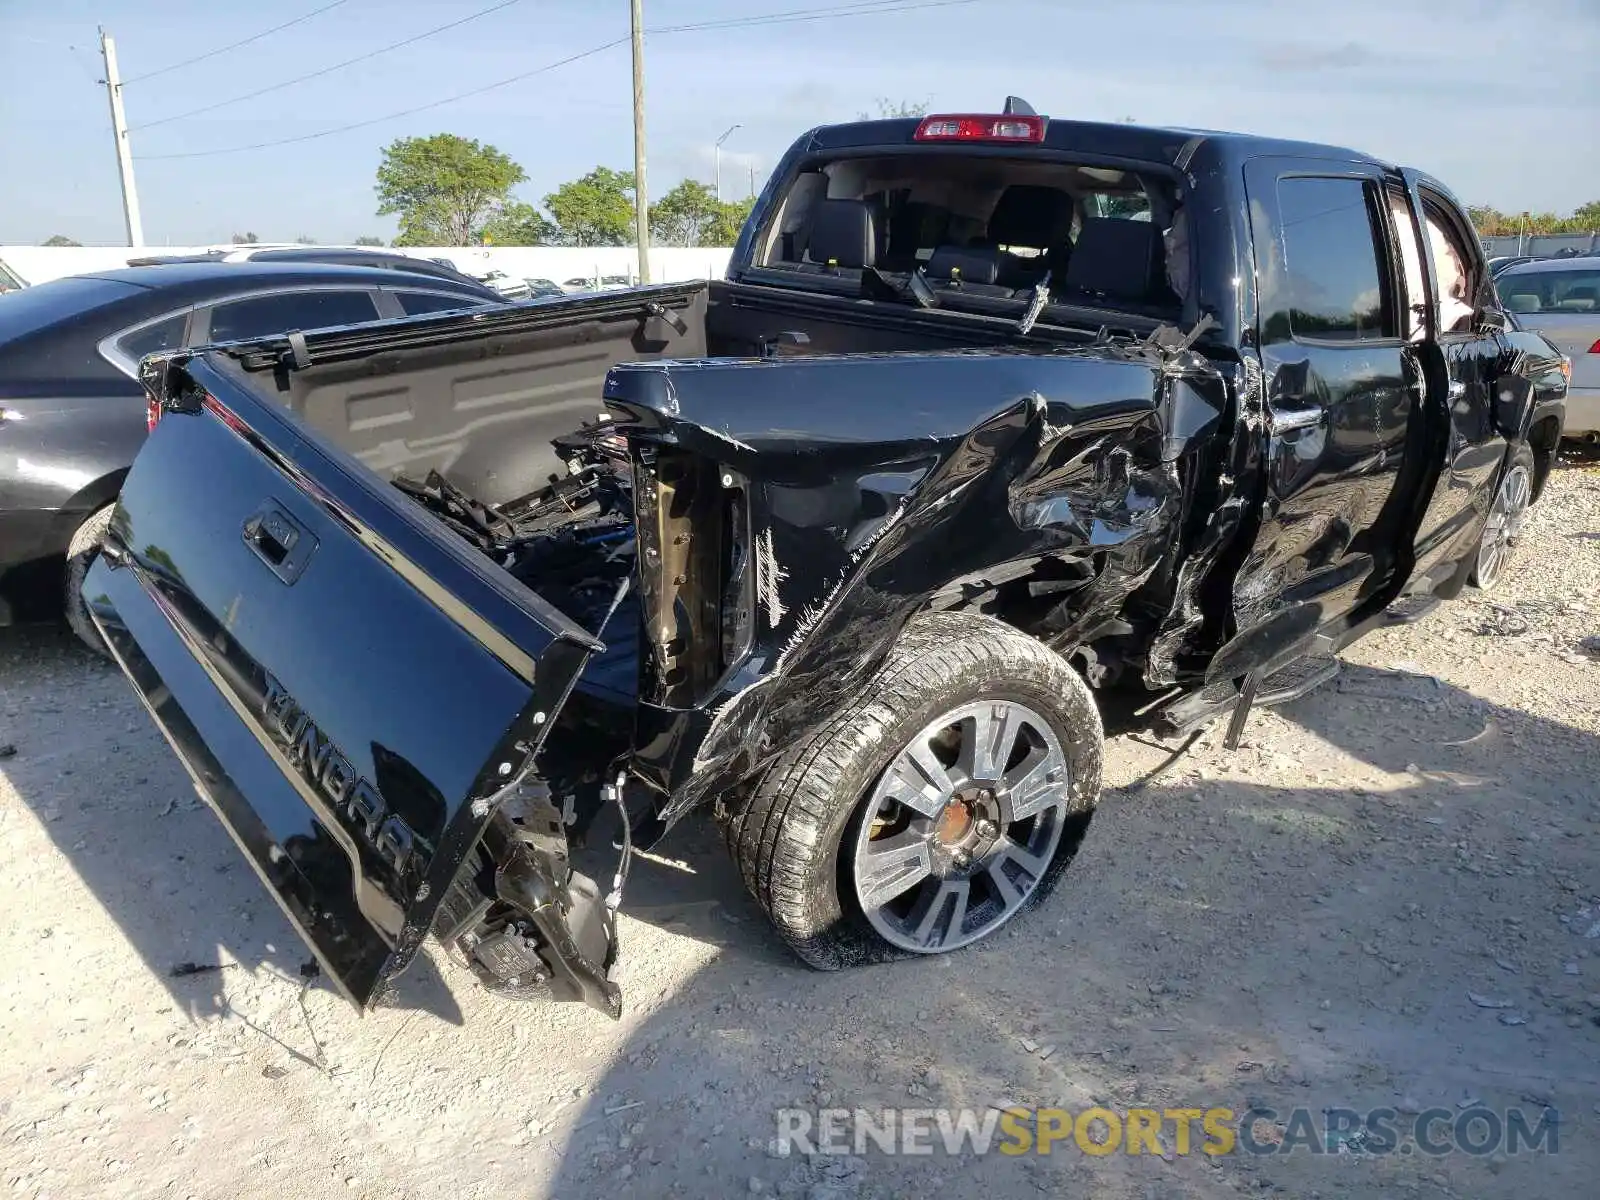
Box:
804 115 1386 172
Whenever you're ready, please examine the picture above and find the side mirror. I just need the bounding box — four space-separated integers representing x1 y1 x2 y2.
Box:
1478 307 1511 334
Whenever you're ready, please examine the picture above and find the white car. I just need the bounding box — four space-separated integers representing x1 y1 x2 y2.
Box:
474 270 533 301
1498 258 1600 435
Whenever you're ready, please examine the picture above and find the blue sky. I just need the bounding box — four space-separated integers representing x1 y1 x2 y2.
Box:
1 0 1597 245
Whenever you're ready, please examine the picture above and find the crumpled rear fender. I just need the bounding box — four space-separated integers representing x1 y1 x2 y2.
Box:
601 346 1227 833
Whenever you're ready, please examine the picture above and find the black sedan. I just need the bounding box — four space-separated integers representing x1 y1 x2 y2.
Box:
0 261 501 648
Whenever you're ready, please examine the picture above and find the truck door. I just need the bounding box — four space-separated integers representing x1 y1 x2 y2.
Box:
1390 170 1513 593
1222 159 1424 677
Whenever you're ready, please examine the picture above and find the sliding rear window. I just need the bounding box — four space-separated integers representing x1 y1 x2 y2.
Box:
756 152 1184 314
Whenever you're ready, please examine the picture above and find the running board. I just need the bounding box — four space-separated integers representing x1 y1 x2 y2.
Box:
1385 595 1441 626
1152 656 1343 742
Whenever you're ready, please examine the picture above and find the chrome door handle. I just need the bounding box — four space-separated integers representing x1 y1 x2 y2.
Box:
1271 404 1326 433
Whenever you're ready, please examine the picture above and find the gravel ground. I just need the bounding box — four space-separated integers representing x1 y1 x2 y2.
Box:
2 459 1598 1200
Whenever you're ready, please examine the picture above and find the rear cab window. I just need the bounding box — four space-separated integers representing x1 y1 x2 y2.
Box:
750 150 1189 323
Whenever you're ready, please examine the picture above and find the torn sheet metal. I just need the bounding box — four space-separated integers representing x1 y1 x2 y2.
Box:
602 341 1229 831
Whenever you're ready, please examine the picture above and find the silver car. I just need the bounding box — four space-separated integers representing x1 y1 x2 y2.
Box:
1497 258 1599 435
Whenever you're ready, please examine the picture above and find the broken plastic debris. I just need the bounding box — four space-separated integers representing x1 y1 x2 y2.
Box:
1467 992 1514 1009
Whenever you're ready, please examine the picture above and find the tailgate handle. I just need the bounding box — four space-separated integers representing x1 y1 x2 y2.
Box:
243 501 317 585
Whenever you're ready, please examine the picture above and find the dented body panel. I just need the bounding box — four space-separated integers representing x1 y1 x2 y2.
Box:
601 348 1226 826
88 115 1569 1012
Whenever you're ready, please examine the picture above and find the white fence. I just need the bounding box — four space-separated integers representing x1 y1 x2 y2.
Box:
0 244 734 288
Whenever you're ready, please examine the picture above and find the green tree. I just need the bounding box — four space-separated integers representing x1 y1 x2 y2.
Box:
1466 206 1509 236
376 133 527 246
42 234 81 246
480 201 558 246
707 196 755 245
353 235 385 246
650 179 722 246
295 234 317 245
544 168 635 246
857 97 929 120
1570 200 1600 230
230 231 259 244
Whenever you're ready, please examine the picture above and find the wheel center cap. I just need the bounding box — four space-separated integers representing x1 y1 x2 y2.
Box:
935 797 975 845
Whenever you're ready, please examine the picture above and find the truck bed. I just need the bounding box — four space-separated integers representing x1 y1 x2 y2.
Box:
247 279 1074 508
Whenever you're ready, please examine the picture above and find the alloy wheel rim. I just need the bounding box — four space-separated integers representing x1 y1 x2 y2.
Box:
850 699 1071 953
1477 464 1532 590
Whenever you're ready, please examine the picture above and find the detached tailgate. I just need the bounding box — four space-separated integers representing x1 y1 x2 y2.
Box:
83 351 601 1005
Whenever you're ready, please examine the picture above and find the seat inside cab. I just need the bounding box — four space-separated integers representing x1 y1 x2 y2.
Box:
759 153 1188 317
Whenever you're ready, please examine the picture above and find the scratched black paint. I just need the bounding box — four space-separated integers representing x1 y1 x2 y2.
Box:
86 116 1570 1013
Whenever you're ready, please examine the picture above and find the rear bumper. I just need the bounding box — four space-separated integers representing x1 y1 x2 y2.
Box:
1562 385 1600 436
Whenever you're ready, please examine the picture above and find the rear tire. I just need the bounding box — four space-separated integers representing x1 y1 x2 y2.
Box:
1471 442 1535 591
64 505 114 658
725 611 1103 970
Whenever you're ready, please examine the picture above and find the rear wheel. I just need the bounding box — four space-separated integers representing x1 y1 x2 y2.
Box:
64 505 114 658
1472 443 1535 591
726 611 1102 970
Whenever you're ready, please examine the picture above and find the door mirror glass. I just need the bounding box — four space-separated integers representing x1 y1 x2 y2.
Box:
1478 307 1510 334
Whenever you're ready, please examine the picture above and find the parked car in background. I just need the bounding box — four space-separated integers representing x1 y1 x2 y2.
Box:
600 274 634 290
127 245 497 293
1496 258 1598 435
474 269 533 300
0 260 25 293
1488 255 1538 278
0 261 501 643
522 277 565 298
561 275 596 292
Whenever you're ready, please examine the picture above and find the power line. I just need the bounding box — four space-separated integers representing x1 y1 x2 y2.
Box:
131 0 525 132
121 1 352 86
131 0 976 162
134 38 631 160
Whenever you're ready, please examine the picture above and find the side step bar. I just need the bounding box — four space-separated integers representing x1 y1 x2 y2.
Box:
1385 595 1441 626
1153 655 1343 741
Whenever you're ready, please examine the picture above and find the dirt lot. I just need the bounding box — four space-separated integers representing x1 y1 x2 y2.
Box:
3 459 1598 1200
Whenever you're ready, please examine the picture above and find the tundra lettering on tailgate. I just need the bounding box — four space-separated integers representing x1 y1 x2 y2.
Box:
261 671 429 884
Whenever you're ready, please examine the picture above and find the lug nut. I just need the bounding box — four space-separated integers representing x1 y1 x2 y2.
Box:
951 849 972 869
975 820 998 840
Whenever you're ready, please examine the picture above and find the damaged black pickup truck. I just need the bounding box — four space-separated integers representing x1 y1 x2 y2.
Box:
85 106 1569 1017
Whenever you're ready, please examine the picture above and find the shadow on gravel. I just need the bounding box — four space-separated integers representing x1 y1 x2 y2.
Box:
0 621 463 1025
539 659 1600 1200
7 616 1600 1198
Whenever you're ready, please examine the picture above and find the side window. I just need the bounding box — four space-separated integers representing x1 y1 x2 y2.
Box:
395 290 487 316
116 313 187 360
206 290 380 342
1420 197 1480 335
1274 177 1394 342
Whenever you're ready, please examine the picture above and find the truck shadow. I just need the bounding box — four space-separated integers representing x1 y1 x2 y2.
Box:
0 620 463 1026
538 658 1600 1200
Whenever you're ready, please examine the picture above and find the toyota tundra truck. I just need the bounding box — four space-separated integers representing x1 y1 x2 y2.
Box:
82 102 1569 1017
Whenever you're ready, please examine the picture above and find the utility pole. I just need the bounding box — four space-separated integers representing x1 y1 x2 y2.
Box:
99 27 145 247
629 0 650 284
714 124 740 202
748 163 756 200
